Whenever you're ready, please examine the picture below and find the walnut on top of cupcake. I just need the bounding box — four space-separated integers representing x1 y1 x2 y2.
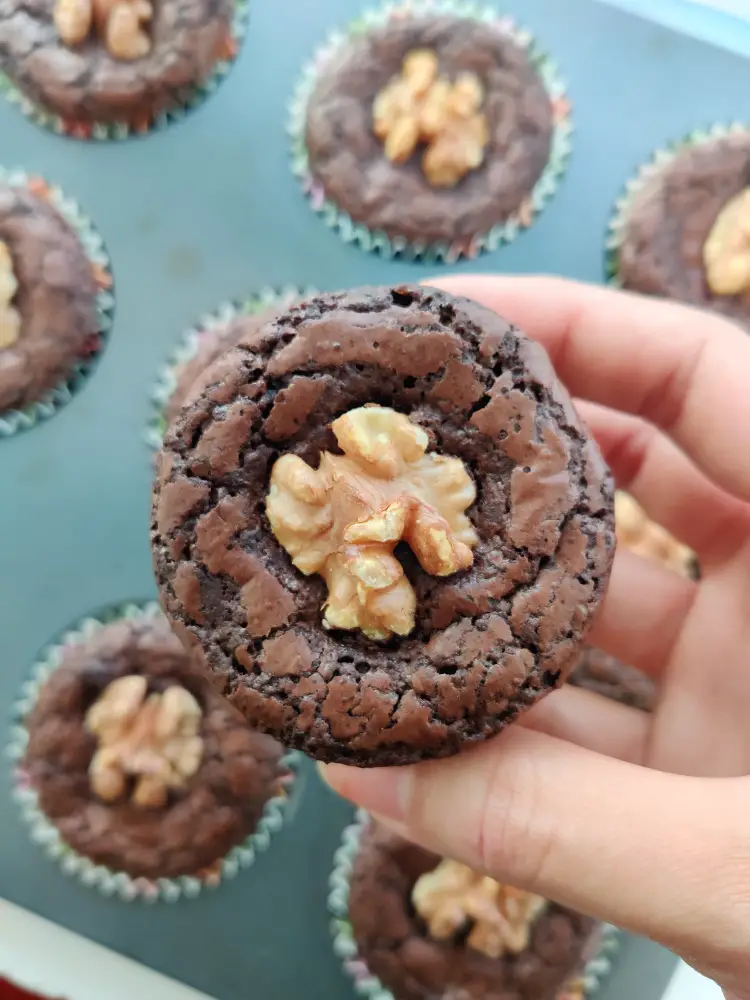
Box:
297 12 569 253
22 615 288 881
0 179 107 417
0 0 235 128
613 132 750 328
343 820 603 1000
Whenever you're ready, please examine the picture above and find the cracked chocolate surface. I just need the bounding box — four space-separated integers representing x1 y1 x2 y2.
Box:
165 311 279 426
0 183 99 412
24 616 286 879
0 0 232 124
617 134 750 328
304 16 554 246
569 646 656 713
348 821 597 1000
151 285 615 766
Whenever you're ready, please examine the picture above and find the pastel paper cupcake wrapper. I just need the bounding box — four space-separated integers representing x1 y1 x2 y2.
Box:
605 122 750 286
0 0 249 142
7 600 301 903
288 0 572 262
145 284 318 450
329 811 620 1000
0 168 115 438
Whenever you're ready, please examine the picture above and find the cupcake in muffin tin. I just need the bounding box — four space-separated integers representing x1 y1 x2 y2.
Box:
11 604 297 900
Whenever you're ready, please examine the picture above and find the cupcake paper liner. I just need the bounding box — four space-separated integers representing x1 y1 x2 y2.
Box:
0 0 250 142
0 169 115 439
288 0 573 262
329 811 620 1000
7 600 301 903
605 122 750 286
145 284 318 450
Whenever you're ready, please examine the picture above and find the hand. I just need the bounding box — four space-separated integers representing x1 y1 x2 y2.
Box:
320 275 750 1000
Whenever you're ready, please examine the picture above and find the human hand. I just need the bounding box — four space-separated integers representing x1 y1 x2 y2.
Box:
320 275 750 1000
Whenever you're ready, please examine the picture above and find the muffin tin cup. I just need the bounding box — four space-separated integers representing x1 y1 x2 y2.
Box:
288 0 573 263
0 168 115 439
0 0 250 142
145 284 318 450
329 811 620 1000
605 122 750 286
7 600 301 903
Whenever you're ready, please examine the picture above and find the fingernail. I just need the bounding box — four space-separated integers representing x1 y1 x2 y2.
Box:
318 762 413 823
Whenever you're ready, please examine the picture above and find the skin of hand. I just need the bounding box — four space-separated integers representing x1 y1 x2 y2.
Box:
319 275 750 1000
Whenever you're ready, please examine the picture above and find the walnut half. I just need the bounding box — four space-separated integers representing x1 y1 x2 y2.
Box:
0 240 21 350
412 859 547 958
703 187 750 296
615 491 695 577
266 405 478 641
85 675 204 809
54 0 152 61
372 49 489 188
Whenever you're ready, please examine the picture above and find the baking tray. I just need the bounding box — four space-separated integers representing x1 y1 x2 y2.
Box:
2 0 748 997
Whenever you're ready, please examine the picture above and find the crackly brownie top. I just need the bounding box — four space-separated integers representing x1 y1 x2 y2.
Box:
151 285 614 766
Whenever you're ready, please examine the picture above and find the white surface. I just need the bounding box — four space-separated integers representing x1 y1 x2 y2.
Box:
0 898 217 1000
690 0 750 14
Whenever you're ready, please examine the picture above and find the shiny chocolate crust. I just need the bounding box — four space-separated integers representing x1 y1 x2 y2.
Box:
0 0 232 125
304 16 554 245
24 617 285 879
151 285 615 766
616 133 750 328
348 821 596 1000
0 183 99 413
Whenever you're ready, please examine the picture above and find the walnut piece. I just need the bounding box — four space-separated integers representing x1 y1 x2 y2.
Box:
85 675 204 810
616 491 695 577
0 241 21 350
703 188 750 296
372 49 489 188
54 0 152 61
266 405 477 641
412 859 547 959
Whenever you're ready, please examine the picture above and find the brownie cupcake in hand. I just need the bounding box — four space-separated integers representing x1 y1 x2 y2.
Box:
17 612 292 896
331 817 617 1000
151 285 615 766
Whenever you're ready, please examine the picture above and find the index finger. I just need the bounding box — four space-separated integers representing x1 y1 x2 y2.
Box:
428 275 750 503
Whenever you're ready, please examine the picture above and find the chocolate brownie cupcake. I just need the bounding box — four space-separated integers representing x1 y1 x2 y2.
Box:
0 177 110 420
610 128 750 327
151 284 615 766
18 612 290 888
332 817 616 1000
0 0 238 132
290 6 571 258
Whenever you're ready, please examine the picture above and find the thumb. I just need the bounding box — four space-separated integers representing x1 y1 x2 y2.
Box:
321 728 750 975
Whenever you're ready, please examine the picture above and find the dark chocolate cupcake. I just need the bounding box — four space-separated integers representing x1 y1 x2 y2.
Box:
151 284 615 766
289 3 572 260
11 603 296 900
0 0 246 137
0 172 112 435
330 815 619 1000
608 126 750 328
